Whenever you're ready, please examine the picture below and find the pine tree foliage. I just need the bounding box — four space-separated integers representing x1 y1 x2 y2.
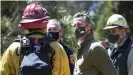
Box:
94 1 113 40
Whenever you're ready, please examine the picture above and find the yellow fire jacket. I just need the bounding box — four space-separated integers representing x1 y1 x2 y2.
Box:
0 36 70 75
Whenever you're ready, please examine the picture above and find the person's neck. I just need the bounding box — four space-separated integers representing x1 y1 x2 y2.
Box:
31 30 44 33
116 33 127 47
79 32 91 41
77 33 93 47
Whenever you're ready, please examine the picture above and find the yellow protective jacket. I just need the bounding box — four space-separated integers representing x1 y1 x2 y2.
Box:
0 35 70 75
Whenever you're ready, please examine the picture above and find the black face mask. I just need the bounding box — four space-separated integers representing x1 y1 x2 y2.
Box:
108 33 119 44
75 27 86 39
47 32 59 41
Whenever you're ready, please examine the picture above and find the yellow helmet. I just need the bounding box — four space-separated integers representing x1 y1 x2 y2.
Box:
103 14 128 30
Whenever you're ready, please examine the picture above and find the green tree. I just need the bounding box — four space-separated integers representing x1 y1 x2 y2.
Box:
117 1 133 39
94 1 114 40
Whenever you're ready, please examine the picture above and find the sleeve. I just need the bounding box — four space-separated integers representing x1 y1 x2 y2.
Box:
127 46 133 75
63 45 75 75
50 44 61 75
63 45 75 65
50 42 70 75
0 42 20 75
90 46 118 75
1 46 14 75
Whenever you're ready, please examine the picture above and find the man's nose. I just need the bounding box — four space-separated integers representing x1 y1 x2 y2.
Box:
75 23 81 27
108 30 114 34
109 30 116 34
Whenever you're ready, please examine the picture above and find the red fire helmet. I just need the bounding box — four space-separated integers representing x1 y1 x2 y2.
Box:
19 3 49 29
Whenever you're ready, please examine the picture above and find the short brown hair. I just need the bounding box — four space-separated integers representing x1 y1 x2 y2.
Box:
73 12 94 26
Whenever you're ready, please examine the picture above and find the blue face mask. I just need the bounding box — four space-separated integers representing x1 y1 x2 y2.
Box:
46 32 59 41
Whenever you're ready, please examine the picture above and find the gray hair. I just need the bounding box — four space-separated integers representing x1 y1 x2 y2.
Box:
47 19 61 31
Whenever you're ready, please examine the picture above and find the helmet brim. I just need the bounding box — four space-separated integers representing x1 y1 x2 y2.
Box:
20 16 49 23
103 26 119 30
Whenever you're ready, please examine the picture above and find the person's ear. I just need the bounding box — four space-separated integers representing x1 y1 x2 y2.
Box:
121 28 126 33
41 24 47 32
120 28 126 39
59 29 63 37
42 27 47 33
85 24 92 32
24 29 29 34
60 29 64 33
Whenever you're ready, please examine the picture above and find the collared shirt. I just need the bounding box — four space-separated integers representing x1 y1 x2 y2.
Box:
110 36 133 75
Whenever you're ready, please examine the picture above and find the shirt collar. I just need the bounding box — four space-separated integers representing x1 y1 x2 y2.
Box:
118 36 128 47
77 34 94 49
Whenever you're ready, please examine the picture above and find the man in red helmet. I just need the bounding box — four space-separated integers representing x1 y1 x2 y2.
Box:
0 3 70 75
